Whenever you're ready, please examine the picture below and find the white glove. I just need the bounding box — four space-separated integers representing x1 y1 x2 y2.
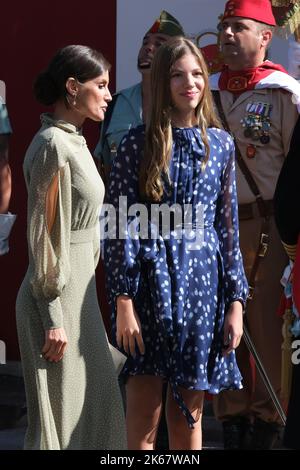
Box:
0 212 17 255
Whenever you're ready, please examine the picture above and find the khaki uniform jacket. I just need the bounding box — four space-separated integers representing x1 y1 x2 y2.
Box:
218 88 298 203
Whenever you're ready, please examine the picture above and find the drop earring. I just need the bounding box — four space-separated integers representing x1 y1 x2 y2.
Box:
66 92 77 107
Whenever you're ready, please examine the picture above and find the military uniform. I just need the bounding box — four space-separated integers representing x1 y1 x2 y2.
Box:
212 87 298 426
209 2 300 446
0 103 12 134
94 83 143 167
274 116 300 449
0 103 15 255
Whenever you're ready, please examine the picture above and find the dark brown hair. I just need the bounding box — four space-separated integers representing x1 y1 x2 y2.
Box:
34 45 111 106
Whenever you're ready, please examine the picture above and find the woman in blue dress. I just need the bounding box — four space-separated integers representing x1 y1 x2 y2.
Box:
104 37 248 450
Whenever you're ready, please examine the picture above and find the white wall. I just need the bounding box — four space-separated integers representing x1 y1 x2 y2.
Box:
116 0 289 90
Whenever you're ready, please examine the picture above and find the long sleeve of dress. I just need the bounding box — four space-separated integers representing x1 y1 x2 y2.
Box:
214 139 248 308
104 131 142 301
26 139 71 330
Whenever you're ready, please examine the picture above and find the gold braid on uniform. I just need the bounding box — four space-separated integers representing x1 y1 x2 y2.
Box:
282 242 297 261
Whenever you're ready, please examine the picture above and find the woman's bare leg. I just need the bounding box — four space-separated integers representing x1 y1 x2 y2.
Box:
126 375 164 450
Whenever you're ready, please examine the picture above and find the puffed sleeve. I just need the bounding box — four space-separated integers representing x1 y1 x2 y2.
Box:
27 139 71 330
214 136 248 309
103 129 142 302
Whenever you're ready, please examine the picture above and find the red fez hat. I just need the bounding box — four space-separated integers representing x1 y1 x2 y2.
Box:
223 0 276 26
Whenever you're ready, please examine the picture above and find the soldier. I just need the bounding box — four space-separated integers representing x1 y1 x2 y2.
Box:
210 0 300 449
94 10 185 183
0 96 15 256
274 115 300 450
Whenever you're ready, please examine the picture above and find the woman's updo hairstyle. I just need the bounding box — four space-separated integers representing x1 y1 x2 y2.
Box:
34 45 111 106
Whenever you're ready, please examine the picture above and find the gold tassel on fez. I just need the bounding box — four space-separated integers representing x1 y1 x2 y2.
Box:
281 307 294 401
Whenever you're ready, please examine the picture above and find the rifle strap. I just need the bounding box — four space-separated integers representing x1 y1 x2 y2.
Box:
212 91 271 301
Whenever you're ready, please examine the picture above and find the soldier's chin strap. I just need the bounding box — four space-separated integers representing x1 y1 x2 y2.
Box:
213 90 286 425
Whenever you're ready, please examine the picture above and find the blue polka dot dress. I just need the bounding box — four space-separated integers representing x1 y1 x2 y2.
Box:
104 125 248 427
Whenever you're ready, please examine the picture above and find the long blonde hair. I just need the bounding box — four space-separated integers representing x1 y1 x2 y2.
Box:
139 37 221 202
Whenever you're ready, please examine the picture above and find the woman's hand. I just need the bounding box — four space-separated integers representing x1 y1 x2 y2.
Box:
116 295 145 358
223 301 243 356
42 328 68 362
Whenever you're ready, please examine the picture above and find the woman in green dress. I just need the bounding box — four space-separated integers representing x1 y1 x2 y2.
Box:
16 45 126 450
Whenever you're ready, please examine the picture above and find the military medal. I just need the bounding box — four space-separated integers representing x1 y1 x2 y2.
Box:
260 134 270 144
252 129 261 140
241 102 273 145
243 128 252 138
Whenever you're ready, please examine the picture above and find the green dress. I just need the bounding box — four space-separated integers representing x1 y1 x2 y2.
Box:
16 114 126 450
